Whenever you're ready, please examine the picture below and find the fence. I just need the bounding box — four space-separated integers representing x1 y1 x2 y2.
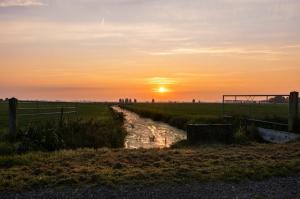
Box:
8 98 77 135
222 91 299 132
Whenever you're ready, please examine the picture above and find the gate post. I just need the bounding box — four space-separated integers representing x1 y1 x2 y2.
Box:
289 91 298 132
222 95 225 117
8 98 18 136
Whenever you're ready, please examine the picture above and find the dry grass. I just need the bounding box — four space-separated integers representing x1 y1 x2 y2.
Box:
0 140 300 192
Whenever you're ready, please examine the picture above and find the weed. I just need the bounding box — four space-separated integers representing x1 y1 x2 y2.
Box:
0 105 126 154
234 127 250 144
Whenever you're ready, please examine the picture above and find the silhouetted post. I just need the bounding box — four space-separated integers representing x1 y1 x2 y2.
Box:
289 91 299 132
60 107 64 126
222 95 225 117
8 98 18 136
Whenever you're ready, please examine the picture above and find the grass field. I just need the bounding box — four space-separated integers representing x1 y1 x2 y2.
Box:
122 103 299 130
0 140 299 191
0 102 117 131
1 102 297 130
1 101 299 192
0 102 126 153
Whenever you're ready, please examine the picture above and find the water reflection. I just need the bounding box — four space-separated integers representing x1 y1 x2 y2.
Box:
112 106 187 149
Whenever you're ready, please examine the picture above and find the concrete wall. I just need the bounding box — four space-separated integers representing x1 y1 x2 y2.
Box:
187 124 234 144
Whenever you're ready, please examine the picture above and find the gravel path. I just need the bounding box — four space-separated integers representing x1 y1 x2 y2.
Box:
1 175 300 199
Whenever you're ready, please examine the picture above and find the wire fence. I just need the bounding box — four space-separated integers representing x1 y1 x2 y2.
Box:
18 107 77 117
7 99 78 134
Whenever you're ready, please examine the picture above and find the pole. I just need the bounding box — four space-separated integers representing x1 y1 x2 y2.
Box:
288 91 299 132
222 95 225 117
8 98 18 137
60 107 64 126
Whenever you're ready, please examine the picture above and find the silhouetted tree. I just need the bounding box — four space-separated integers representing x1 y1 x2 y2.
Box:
268 96 288 103
152 99 155 103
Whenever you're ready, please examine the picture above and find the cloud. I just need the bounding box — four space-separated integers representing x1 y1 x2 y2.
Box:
146 77 177 85
149 47 281 56
0 0 45 7
0 20 173 45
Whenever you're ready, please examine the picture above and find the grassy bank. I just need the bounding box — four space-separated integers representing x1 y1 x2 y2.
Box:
0 103 126 154
121 103 296 130
0 140 299 192
0 102 119 130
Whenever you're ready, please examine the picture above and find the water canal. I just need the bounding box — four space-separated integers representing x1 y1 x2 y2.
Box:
112 106 186 149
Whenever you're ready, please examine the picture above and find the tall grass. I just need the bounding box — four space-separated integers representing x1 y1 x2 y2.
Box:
0 106 126 154
121 103 296 144
121 104 225 130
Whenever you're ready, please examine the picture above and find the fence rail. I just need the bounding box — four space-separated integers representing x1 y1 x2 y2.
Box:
18 107 76 110
8 98 78 135
222 91 299 132
246 118 288 127
18 111 77 117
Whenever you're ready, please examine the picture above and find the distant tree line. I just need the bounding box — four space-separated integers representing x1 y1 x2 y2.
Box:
260 95 299 104
267 96 289 103
0 98 9 102
119 98 138 104
192 99 201 103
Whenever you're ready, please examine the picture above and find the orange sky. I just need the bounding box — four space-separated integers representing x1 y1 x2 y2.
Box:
1 0 300 101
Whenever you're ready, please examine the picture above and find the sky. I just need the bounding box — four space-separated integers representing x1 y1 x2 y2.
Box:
0 0 300 101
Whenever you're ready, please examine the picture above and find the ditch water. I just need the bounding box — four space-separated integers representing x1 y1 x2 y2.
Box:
112 106 187 149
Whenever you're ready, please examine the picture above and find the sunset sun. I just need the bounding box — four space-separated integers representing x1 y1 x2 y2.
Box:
158 87 168 93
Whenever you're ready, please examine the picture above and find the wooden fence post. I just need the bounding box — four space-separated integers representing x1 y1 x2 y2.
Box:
60 107 64 125
288 91 299 132
222 95 225 117
8 98 18 136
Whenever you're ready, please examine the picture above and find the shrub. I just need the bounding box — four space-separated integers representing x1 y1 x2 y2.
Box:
170 140 189 148
168 116 189 129
12 108 126 153
17 122 65 152
0 131 16 142
15 118 126 153
246 125 265 142
233 127 250 145
0 142 16 156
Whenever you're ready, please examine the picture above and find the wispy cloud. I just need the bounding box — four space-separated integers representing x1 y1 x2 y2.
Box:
0 21 172 44
149 47 281 56
146 77 177 85
279 45 300 49
0 0 46 7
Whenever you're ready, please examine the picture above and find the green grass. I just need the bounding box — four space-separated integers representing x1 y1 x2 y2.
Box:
0 102 126 153
0 102 299 192
122 103 299 130
0 140 299 191
0 102 7 132
0 102 116 131
124 103 294 120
